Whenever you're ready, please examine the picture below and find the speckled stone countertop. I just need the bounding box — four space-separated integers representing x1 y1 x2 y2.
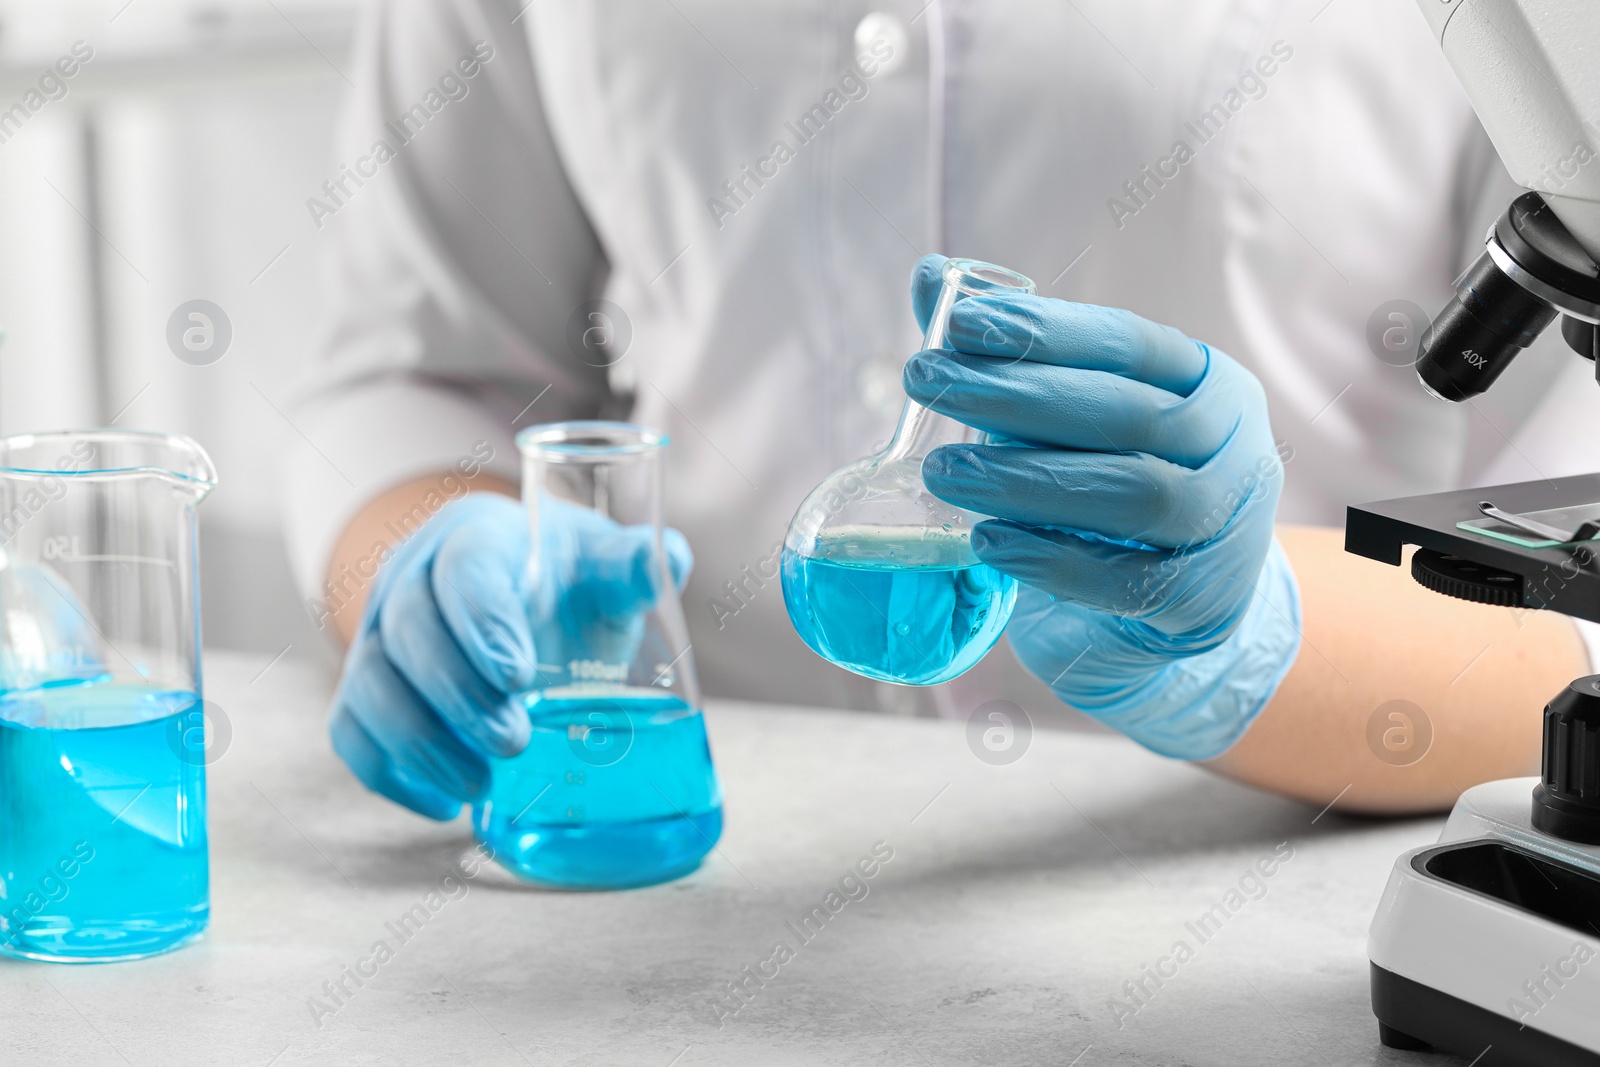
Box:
1 651 1465 1066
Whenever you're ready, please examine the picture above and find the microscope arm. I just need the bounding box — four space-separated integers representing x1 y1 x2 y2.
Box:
1414 0 1600 261
1407 0 1600 399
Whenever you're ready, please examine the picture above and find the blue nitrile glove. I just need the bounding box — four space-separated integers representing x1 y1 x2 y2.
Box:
903 255 1301 760
329 493 691 819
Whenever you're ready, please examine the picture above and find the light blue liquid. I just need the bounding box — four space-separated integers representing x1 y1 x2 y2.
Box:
473 691 722 889
781 535 1018 686
0 681 208 962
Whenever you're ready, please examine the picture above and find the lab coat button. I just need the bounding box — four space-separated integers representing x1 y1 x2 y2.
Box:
854 13 908 76
857 350 904 415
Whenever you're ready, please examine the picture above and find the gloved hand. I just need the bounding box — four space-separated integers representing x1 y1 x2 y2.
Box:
903 254 1301 760
329 492 691 819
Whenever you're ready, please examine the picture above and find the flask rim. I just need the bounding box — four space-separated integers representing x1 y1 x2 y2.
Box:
942 258 1037 298
517 420 668 463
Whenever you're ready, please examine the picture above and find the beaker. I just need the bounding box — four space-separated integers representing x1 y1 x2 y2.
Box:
0 430 215 962
473 421 722 889
782 258 1037 686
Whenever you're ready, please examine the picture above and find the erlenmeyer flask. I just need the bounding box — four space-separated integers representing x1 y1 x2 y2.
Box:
473 421 722 889
0 430 215 962
782 258 1037 686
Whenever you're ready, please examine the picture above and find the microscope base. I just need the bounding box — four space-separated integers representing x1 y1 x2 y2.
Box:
1373 963 1600 1065
1368 778 1600 1064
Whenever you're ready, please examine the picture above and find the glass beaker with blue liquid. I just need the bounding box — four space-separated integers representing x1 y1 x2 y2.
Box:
782 258 1037 685
473 422 722 889
0 430 214 961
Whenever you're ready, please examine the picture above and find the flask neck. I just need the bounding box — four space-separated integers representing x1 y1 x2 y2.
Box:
880 396 976 466
517 420 700 707
520 422 668 585
881 259 1035 465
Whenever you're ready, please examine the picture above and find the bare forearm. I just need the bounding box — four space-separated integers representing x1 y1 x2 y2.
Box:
323 472 517 646
1206 525 1587 814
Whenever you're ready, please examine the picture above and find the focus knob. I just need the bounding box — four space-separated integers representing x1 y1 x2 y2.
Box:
1531 676 1600 844
1409 548 1523 607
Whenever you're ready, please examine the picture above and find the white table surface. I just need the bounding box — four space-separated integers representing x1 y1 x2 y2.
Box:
0 650 1471 1066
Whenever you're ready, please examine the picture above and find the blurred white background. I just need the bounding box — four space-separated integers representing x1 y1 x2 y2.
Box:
0 0 359 666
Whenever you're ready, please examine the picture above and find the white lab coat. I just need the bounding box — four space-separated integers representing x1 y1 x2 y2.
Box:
286 0 1600 719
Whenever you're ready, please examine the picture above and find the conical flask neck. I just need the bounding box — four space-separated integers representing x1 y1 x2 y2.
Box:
518 421 698 709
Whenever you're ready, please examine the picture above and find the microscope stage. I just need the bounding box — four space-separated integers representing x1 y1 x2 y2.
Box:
1347 474 1600 623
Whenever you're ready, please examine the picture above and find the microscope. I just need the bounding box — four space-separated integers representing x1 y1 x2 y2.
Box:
1344 2 1600 1062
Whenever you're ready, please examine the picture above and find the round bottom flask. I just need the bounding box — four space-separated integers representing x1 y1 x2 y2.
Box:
781 259 1036 686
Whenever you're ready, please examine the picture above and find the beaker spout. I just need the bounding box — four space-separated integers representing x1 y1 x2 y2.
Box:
0 429 217 502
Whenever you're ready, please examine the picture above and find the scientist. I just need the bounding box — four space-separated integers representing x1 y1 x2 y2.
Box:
287 0 1594 820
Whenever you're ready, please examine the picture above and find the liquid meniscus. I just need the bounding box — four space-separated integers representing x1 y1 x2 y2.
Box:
0 680 209 962
781 530 1018 686
473 690 722 889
